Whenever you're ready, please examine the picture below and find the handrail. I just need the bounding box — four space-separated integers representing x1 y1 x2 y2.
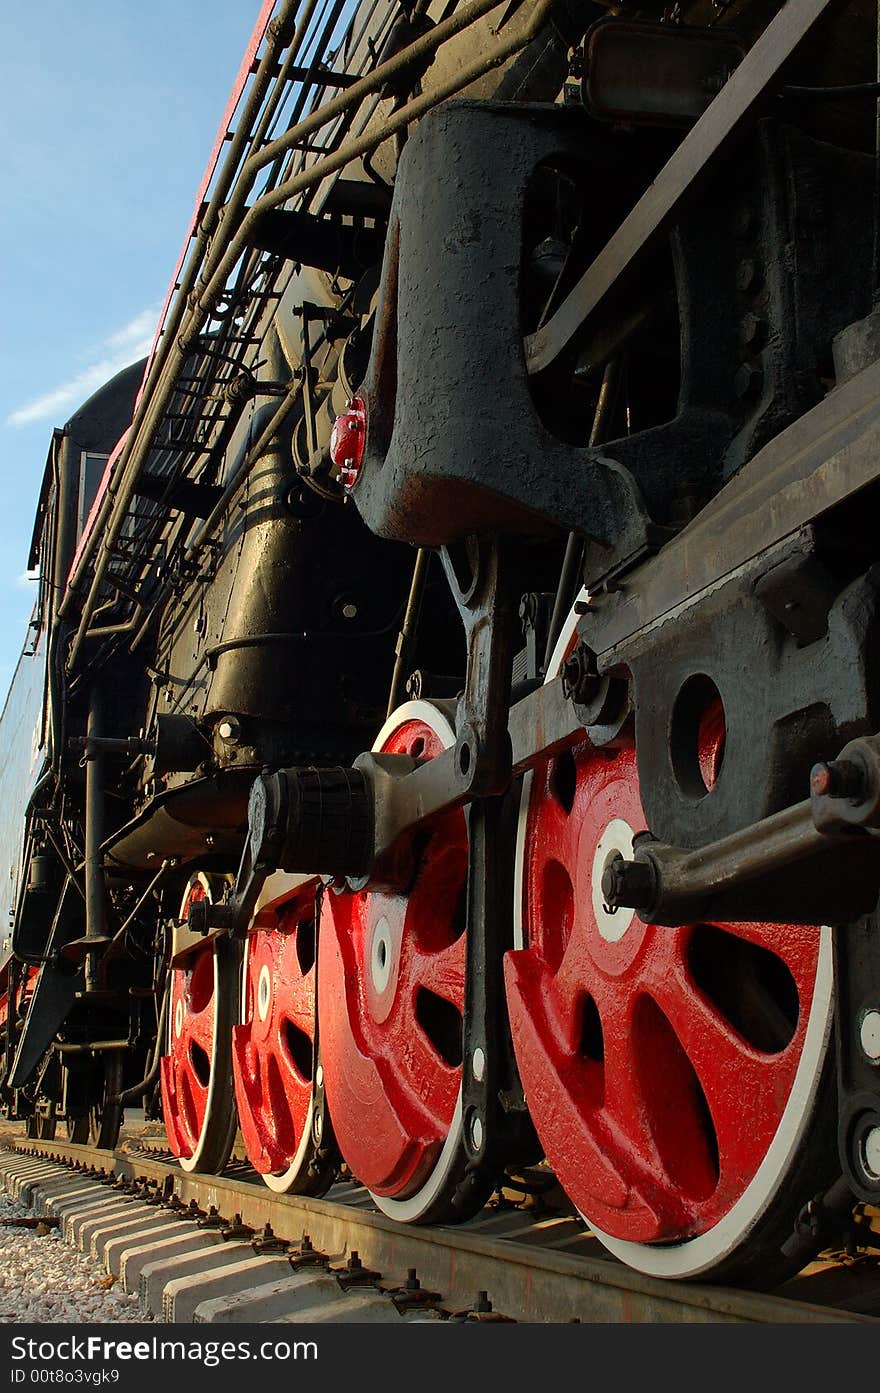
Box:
63 0 554 672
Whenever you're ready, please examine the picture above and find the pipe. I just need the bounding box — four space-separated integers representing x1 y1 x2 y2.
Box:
105 861 174 956
196 0 558 331
114 985 169 1107
83 687 107 992
64 0 556 673
43 825 85 904
183 377 303 561
387 548 430 718
58 0 304 615
542 358 618 671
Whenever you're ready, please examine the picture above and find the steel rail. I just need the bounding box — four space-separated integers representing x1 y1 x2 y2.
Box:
7 1137 876 1324
63 0 553 673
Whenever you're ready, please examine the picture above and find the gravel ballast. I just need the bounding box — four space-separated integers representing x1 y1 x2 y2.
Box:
0 1190 151 1323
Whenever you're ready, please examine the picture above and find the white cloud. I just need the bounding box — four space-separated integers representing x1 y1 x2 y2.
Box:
5 307 158 429
14 570 39 589
105 307 160 351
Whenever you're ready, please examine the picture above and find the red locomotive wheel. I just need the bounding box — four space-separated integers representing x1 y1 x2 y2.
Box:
160 874 240 1174
232 881 336 1194
318 701 471 1222
505 599 834 1280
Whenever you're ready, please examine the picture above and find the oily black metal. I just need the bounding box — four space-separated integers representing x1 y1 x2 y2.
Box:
105 770 254 871
12 0 880 1292
525 0 848 373
249 765 374 880
577 356 880 667
133 475 226 519
150 714 210 777
182 762 372 940
81 689 109 991
354 97 871 600
7 953 80 1092
582 20 746 127
353 100 654 552
834 913 880 1203
249 208 385 281
311 676 580 875
780 1176 859 1266
62 0 555 673
458 793 538 1209
440 536 517 799
617 549 880 860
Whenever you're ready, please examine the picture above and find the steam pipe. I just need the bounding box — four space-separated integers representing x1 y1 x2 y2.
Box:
83 687 107 992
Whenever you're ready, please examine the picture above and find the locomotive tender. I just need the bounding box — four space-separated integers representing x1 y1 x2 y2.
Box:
4 0 880 1287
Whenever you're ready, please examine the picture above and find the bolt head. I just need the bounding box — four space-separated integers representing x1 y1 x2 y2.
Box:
859 1009 880 1064
601 861 621 905
862 1125 880 1181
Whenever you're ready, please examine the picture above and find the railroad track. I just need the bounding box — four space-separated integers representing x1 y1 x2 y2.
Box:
2 1135 879 1324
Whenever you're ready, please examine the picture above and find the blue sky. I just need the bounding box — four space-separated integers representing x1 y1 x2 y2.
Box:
0 2 264 694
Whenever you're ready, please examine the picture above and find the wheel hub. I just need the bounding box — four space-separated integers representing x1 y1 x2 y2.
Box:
367 912 398 1013
257 964 272 1023
591 817 637 945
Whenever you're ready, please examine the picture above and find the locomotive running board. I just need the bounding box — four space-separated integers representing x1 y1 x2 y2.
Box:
585 352 880 666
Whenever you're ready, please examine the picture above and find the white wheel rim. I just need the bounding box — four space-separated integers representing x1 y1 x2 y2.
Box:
362 700 466 1223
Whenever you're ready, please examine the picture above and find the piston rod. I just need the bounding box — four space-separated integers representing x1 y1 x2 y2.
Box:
602 735 880 926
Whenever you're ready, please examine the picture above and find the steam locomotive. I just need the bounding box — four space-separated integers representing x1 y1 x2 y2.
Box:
3 0 880 1288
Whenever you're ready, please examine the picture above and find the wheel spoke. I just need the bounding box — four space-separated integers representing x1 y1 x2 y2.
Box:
648 962 800 1177
528 787 581 876
185 1001 215 1059
410 934 466 1005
